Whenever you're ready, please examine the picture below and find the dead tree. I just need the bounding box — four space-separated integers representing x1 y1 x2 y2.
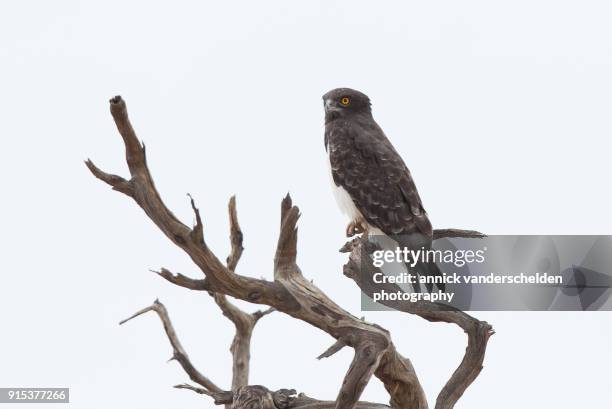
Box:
86 96 494 409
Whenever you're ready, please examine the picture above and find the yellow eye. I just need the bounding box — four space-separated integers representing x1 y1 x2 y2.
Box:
340 97 350 106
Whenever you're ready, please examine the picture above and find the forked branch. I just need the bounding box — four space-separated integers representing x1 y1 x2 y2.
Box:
119 299 227 399
88 96 491 409
342 237 494 409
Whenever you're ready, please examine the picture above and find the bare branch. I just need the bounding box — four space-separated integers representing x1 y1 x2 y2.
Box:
335 334 390 409
153 268 209 291
173 383 210 396
232 385 277 409
120 289 271 407
287 394 391 409
273 388 383 409
212 293 274 394
88 96 280 303
187 193 204 247
119 299 223 394
280 193 293 224
317 338 347 360
157 195 271 401
342 236 494 409
88 96 477 409
174 384 234 405
274 196 300 278
214 294 254 328
85 159 133 195
219 199 272 395
252 307 275 321
226 196 244 272
213 293 255 392
433 228 486 240
108 95 146 173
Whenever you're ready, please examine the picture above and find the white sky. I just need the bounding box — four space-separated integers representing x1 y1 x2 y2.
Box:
1 1 611 408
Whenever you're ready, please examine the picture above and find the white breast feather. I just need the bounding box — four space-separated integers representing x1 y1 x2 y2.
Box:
327 151 362 220
327 148 385 236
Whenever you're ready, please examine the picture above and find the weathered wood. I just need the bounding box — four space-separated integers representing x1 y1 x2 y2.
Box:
119 300 223 396
342 237 494 409
88 96 491 409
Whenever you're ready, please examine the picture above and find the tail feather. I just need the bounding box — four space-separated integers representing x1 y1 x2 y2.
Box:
418 260 445 293
394 234 445 293
403 263 423 293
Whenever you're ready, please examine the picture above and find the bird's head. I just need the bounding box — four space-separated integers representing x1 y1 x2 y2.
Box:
322 88 371 122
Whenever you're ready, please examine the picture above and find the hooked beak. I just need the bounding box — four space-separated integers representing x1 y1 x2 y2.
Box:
324 99 339 113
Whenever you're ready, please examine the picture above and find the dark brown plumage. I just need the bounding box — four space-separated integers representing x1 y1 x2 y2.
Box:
323 88 442 290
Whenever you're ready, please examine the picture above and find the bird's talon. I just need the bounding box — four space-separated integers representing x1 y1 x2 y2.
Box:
346 222 356 237
346 221 365 237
